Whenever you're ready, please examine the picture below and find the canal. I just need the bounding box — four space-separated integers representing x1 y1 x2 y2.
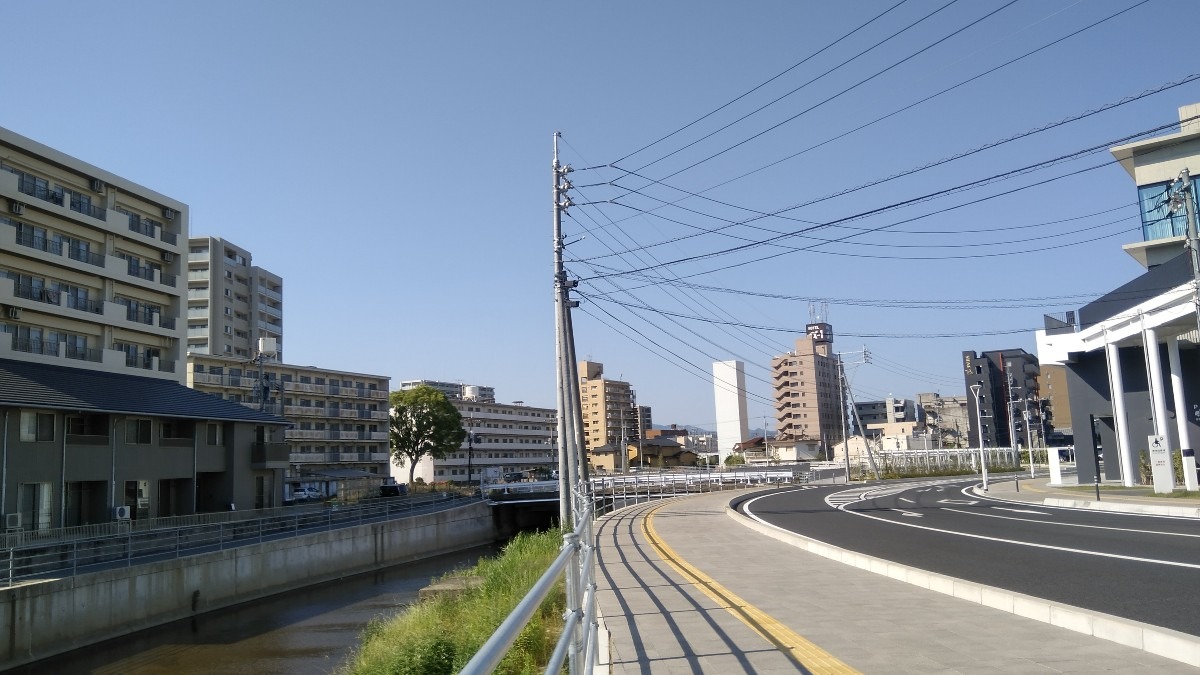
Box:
13 544 500 675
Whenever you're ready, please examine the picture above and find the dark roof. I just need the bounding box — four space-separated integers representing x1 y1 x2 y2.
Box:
1078 251 1194 328
0 358 289 425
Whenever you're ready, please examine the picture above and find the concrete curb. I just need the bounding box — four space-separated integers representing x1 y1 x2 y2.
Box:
725 504 1200 669
1040 497 1200 519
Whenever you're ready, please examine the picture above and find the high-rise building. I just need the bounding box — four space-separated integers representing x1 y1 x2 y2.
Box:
185 236 283 360
916 393 971 448
578 361 639 459
187 354 390 499
771 323 846 455
0 126 289 528
712 360 749 465
962 349 1040 449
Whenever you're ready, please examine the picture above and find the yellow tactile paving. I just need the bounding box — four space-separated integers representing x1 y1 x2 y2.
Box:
642 502 860 675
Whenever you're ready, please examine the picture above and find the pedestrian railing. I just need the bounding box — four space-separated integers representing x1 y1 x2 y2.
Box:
2 493 470 587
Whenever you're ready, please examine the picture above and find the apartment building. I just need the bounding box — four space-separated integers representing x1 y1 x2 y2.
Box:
578 361 640 462
854 397 920 437
771 323 846 455
0 126 289 528
916 392 971 448
399 379 495 403
962 349 1040 449
186 236 283 360
188 354 390 499
433 395 557 484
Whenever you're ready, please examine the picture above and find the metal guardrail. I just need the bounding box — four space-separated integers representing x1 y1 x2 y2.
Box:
1 493 472 587
465 467 816 673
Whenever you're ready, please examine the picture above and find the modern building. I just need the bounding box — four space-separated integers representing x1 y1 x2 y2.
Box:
1038 364 1072 444
578 361 640 464
185 236 283 361
399 379 495 403
962 349 1040 449
187 353 390 500
916 393 971 448
0 126 289 528
1036 102 1200 488
771 323 846 457
712 360 750 465
433 394 557 484
854 397 918 436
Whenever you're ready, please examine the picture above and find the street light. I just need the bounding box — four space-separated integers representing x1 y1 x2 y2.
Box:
969 383 989 492
465 415 477 490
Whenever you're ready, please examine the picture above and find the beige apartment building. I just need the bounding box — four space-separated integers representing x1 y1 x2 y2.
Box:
0 126 289 528
434 396 557 484
188 354 390 499
771 323 846 456
186 236 283 360
579 361 640 462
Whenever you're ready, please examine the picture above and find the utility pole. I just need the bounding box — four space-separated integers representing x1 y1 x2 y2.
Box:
1168 168 1200 338
836 346 876 480
552 132 579 528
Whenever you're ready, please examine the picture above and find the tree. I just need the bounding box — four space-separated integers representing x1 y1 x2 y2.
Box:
389 386 466 485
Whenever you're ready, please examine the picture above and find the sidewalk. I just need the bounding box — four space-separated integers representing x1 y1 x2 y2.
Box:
975 471 1200 517
594 484 1199 674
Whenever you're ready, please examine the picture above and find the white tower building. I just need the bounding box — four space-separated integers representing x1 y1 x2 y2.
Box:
712 360 750 466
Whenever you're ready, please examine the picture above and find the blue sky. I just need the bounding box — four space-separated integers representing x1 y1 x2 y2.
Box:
4 1 1198 429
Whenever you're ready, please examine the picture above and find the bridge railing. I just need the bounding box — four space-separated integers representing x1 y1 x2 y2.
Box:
2 493 470 587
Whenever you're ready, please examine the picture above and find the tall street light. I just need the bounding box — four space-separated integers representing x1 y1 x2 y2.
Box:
466 416 476 490
969 383 989 492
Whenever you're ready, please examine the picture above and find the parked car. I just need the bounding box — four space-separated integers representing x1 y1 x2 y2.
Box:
293 487 322 501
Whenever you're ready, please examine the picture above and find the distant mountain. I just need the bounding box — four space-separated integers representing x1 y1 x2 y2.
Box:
652 424 713 434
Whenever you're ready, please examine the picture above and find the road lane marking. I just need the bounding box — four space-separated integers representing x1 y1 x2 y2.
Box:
891 509 923 518
992 507 1049 515
831 505 1200 569
942 507 1200 538
643 502 859 674
899 498 915 504
937 499 978 505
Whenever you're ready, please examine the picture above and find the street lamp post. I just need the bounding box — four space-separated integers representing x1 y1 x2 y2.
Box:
970 383 989 492
466 416 475 490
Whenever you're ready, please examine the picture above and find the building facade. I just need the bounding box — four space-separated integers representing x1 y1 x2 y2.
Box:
712 360 750 465
399 379 495 403
962 349 1040 449
916 393 971 448
771 323 846 456
0 126 288 529
434 396 557 484
185 236 283 361
579 361 640 460
188 354 390 499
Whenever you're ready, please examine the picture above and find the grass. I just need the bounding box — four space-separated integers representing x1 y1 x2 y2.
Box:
342 529 567 675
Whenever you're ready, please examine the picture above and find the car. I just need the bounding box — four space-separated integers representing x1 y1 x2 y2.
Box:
293 487 322 501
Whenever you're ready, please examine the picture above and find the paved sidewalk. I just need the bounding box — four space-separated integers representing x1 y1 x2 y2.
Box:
594 488 1198 674
977 472 1200 517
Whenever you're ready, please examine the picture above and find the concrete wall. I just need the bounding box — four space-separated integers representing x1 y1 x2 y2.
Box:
0 501 497 669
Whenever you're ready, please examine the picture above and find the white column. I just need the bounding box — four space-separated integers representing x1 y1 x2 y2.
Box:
1105 340 1136 487
1143 326 1171 441
1167 336 1198 491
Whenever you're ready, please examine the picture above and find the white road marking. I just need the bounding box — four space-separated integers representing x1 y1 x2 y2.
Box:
899 498 915 504
992 507 1048 515
891 509 923 518
937 499 978 505
942 507 1200 539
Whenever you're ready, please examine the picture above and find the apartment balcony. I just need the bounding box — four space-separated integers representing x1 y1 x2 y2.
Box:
188 271 210 284
259 303 282 319
252 442 291 469
291 452 389 465
283 405 326 417
257 284 282 302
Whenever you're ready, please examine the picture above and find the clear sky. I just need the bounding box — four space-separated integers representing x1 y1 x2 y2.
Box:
4 1 1198 430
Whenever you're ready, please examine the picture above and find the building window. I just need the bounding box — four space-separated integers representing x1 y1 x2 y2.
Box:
20 412 54 442
207 423 222 445
126 419 152 444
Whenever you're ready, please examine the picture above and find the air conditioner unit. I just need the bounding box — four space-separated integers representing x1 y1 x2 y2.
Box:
161 251 176 263
114 505 131 520
90 178 105 193
9 201 24 215
162 207 177 221
5 306 21 320
4 513 20 530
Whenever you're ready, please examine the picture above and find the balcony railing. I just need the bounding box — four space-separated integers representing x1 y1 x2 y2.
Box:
13 337 57 356
16 178 64 206
160 272 177 288
14 231 62 255
128 220 156 238
13 283 59 305
127 265 156 282
160 231 178 245
69 194 106 220
66 295 103 314
125 307 159 326
159 359 176 374
65 345 102 362
252 442 290 469
67 247 105 267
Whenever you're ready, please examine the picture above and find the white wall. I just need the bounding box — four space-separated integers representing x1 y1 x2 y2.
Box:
712 360 750 465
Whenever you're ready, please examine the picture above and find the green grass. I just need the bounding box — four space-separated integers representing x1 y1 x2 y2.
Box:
342 530 567 675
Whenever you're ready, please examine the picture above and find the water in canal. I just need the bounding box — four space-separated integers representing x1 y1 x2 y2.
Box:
14 544 500 675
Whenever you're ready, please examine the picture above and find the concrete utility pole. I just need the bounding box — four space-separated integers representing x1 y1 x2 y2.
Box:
1165 169 1200 489
836 346 877 480
552 132 580 527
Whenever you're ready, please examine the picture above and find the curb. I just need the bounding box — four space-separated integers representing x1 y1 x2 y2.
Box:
1040 497 1200 519
725 504 1200 669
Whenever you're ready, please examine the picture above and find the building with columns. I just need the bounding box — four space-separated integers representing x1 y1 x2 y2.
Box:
1036 102 1200 490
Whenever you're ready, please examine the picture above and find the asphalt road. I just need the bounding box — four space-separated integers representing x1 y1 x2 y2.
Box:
735 478 1200 637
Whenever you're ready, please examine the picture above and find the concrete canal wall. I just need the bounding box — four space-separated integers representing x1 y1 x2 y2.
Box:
0 501 498 669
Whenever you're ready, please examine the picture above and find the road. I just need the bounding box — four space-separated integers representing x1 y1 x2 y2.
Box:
735 478 1200 637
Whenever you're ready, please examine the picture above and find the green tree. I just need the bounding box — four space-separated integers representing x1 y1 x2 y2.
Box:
389 386 466 485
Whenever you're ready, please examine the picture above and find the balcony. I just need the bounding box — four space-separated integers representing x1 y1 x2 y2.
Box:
66 295 103 315
252 442 290 469
14 231 62 255
12 337 58 356
65 344 102 363
160 230 178 246
259 303 282 319
257 284 282 302
68 247 105 267
13 283 60 306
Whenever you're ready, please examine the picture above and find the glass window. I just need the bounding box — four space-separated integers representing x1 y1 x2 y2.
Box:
126 419 152 444
20 412 54 442
1138 180 1195 241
